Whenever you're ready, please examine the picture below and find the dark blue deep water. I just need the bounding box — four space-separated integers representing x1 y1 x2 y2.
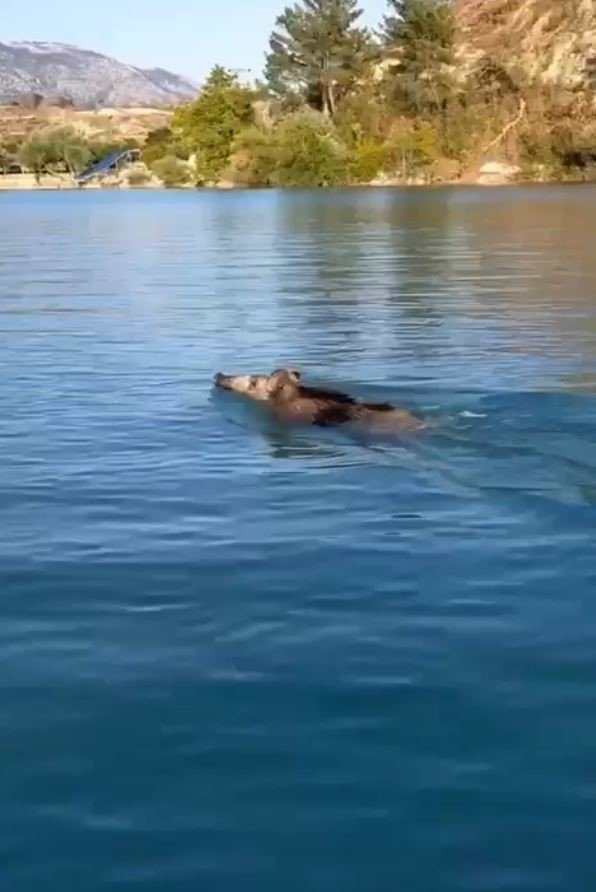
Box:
1 187 596 891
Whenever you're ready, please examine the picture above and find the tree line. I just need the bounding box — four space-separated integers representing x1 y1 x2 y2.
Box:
150 0 595 186
4 0 595 186
0 129 141 181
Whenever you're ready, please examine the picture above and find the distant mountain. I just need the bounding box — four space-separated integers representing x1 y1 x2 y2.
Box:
0 41 198 107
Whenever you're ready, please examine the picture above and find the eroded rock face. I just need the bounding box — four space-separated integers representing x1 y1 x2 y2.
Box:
455 0 596 91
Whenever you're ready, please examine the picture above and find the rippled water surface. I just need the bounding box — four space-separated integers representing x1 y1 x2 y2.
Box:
2 187 596 891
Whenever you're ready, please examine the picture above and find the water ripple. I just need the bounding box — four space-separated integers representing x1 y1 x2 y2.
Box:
1 187 596 892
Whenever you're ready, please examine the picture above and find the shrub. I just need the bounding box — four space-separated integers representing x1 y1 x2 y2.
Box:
388 120 439 178
150 155 190 188
229 126 278 186
349 139 391 182
142 128 187 167
439 102 479 161
229 110 352 187
335 88 394 147
272 109 350 187
127 167 151 187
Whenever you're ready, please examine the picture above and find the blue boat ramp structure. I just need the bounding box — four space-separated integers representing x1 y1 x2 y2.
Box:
73 148 140 185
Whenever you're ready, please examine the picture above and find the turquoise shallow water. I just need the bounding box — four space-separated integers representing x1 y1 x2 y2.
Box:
1 186 596 891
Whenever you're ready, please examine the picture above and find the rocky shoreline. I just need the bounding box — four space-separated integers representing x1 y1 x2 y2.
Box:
0 159 584 191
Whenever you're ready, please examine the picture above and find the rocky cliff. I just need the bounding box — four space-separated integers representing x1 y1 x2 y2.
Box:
0 41 197 108
456 0 596 90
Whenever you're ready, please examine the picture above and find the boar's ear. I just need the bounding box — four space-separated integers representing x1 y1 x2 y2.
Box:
268 368 300 393
267 370 284 393
270 367 301 380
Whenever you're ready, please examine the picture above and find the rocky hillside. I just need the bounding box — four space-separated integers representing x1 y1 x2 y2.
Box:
0 41 197 108
456 0 596 90
0 105 173 146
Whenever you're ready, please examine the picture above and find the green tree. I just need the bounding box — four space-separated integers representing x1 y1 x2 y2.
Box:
381 0 455 115
141 127 187 166
46 128 91 174
0 138 13 175
273 108 350 185
382 0 454 57
266 0 373 118
18 137 47 181
18 127 92 181
229 111 351 187
172 66 255 182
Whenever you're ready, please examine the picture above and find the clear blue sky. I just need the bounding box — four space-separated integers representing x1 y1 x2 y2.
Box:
4 0 390 82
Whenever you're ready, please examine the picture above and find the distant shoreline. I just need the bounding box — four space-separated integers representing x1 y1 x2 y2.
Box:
1 174 589 192
0 173 163 191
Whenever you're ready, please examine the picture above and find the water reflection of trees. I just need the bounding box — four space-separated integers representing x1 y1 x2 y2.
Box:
270 186 596 391
270 188 460 380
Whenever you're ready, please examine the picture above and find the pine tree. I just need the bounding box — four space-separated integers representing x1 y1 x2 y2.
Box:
265 0 373 118
381 0 456 114
382 0 455 60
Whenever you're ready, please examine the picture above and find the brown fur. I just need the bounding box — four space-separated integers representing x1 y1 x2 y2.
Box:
214 368 424 432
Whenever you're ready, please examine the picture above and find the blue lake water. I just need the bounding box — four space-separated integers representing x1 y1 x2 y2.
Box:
1 186 596 891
